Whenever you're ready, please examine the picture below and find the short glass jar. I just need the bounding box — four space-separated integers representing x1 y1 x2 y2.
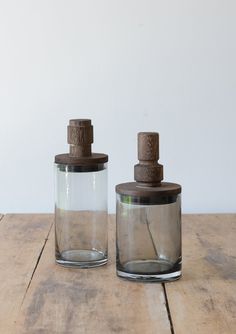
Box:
115 132 182 282
116 185 181 281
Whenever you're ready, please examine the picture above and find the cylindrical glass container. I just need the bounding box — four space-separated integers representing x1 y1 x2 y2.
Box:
116 190 181 281
54 119 108 268
115 132 182 282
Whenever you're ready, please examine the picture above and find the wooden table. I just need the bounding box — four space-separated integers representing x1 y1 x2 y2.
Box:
0 214 235 334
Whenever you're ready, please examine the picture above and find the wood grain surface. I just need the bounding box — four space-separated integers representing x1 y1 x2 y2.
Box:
0 214 53 334
0 214 235 334
16 215 171 334
166 214 236 334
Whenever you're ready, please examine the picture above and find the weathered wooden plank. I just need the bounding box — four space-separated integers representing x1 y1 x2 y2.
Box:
16 215 171 334
0 214 53 334
166 214 236 334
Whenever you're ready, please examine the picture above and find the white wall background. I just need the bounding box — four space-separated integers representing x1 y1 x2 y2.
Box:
0 0 235 214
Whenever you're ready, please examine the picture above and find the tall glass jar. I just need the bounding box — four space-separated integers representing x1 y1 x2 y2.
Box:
55 119 108 268
115 132 182 282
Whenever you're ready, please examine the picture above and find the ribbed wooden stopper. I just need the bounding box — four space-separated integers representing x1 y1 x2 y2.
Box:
134 132 163 186
68 119 93 157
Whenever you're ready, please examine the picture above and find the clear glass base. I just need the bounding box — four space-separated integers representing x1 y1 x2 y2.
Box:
116 259 181 282
56 249 108 268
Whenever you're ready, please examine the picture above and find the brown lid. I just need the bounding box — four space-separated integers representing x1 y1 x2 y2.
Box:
116 132 181 197
55 119 108 165
116 182 181 197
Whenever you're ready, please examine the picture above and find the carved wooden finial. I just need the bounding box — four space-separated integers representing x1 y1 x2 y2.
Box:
134 132 163 187
67 119 93 157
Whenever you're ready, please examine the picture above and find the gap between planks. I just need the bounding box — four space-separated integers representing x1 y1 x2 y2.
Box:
21 221 54 306
162 283 175 334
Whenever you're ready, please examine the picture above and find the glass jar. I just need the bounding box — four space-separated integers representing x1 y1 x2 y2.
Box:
116 189 181 281
55 163 108 268
115 132 182 282
54 119 108 268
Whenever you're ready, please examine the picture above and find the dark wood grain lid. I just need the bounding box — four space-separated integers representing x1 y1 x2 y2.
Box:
55 153 108 165
116 182 181 197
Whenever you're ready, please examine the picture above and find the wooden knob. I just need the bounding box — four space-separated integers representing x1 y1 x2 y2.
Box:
68 119 93 157
138 132 159 161
134 132 163 186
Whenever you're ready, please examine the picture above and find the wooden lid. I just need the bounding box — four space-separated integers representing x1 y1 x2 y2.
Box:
55 119 108 165
116 182 181 197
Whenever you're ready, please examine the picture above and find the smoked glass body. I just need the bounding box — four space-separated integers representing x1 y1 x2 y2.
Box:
116 193 181 281
55 163 108 268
